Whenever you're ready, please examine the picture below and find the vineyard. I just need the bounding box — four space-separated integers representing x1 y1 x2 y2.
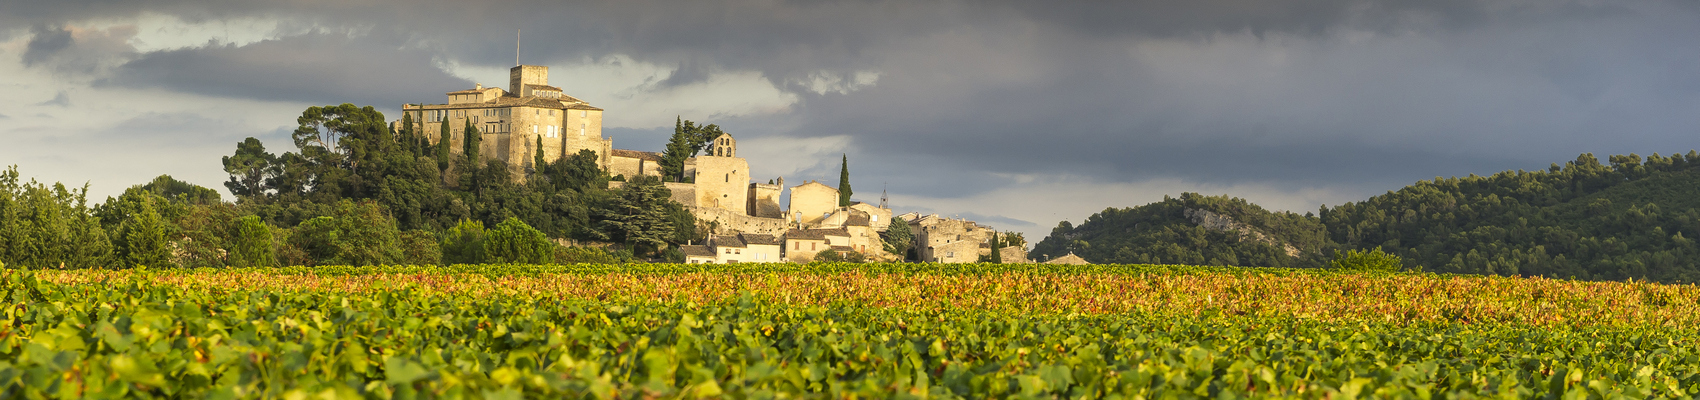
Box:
3 263 1698 398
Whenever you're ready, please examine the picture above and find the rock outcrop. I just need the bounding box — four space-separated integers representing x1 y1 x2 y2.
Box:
1184 208 1301 258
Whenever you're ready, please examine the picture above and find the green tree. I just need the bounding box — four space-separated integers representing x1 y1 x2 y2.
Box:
118 195 173 268
659 117 720 182
1330 247 1404 272
441 219 487 265
437 117 452 171
989 233 1003 264
1 167 115 269
282 200 404 266
485 217 553 264
814 249 843 263
222 137 276 201
534 135 546 175
593 176 676 256
463 119 481 164
398 230 442 266
881 217 912 260
227 215 276 268
838 154 853 207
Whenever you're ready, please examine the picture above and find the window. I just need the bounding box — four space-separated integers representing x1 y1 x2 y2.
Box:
811 243 817 251
533 126 538 133
581 110 587 117
725 174 729 182
947 252 955 258
794 242 800 250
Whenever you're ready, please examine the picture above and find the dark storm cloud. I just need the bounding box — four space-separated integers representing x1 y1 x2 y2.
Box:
99 31 471 108
21 25 74 66
10 0 1700 208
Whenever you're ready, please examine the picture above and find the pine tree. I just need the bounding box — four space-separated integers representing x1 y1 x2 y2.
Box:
838 154 853 207
227 215 275 268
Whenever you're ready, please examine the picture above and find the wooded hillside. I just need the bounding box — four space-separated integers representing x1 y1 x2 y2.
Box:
1035 152 1700 283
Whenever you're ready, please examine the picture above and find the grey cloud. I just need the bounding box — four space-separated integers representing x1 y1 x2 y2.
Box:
22 25 74 65
99 31 471 108
20 24 138 75
34 91 70 107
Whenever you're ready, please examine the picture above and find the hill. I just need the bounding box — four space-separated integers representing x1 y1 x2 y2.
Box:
1035 152 1700 283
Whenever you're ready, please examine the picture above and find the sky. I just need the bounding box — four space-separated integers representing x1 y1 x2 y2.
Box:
2 0 1698 243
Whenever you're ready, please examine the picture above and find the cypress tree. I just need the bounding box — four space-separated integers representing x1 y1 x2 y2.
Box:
464 119 481 161
534 135 546 174
437 116 451 171
399 112 416 155
838 154 853 207
989 232 1003 264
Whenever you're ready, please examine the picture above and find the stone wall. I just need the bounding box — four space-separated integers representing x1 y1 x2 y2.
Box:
691 206 788 236
664 182 697 208
747 183 783 218
692 156 750 214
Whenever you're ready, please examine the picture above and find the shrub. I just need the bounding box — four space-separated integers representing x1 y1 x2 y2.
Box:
1330 247 1404 272
484 217 552 264
815 249 843 262
440 219 486 265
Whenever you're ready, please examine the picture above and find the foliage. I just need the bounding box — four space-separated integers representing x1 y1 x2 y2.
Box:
593 176 679 256
116 195 172 268
5 266 1699 398
814 249 842 262
440 219 487 265
659 117 723 182
280 200 404 266
484 217 552 264
226 215 276 268
881 216 912 260
1330 247 1404 272
397 230 442 266
1037 152 1700 283
838 154 852 207
0 166 113 269
1034 192 1329 268
553 246 625 264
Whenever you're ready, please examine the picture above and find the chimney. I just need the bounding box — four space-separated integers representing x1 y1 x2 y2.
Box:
476 83 482 90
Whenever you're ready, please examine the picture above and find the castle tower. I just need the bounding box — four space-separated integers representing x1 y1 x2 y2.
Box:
694 133 749 213
510 65 549 97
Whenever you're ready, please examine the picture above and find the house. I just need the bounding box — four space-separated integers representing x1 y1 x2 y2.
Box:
783 228 851 262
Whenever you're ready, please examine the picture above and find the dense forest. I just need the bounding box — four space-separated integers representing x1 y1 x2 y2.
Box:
0 104 707 269
1033 152 1700 283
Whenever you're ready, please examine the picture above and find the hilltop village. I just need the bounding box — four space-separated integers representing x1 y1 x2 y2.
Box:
394 65 1042 263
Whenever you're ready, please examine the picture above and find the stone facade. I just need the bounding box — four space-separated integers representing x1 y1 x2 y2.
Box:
692 155 750 213
907 214 994 263
789 181 839 226
747 182 783 218
402 65 609 180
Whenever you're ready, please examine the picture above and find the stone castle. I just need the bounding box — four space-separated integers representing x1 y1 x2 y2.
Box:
397 64 1017 263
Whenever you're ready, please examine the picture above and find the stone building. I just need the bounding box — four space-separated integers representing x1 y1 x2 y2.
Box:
788 181 840 226
782 228 851 262
400 65 610 179
902 213 995 263
399 63 915 256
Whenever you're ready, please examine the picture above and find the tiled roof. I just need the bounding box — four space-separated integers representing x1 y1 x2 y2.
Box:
610 149 664 162
714 235 747 248
786 228 849 241
1044 253 1091 265
446 88 485 94
525 84 563 91
845 213 871 227
681 245 715 257
739 234 784 246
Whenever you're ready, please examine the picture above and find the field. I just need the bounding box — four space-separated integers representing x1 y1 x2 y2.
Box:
2 264 1698 398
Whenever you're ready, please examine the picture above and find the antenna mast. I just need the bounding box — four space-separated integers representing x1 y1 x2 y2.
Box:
515 29 521 66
